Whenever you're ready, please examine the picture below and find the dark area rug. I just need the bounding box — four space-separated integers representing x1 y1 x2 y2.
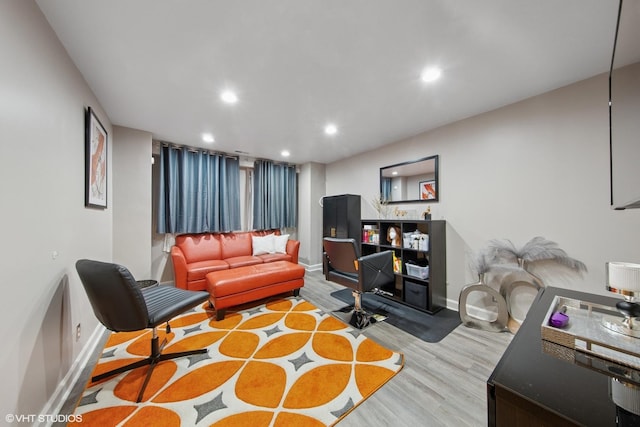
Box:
330 288 461 343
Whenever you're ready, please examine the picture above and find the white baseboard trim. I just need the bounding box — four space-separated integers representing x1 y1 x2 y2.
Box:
300 262 323 272
37 323 106 427
447 297 501 321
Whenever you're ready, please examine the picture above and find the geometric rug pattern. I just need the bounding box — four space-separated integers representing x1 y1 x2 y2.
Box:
70 296 404 426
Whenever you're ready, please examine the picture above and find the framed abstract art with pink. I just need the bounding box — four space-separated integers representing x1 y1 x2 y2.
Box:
419 180 436 200
85 107 108 208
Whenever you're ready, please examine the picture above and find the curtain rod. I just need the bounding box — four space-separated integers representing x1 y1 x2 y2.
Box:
154 141 298 166
254 158 297 167
156 140 238 159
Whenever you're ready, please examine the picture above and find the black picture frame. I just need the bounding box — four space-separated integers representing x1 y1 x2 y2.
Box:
85 107 108 208
380 155 439 204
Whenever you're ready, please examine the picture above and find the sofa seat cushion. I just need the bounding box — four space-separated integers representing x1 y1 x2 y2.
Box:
257 253 292 263
187 260 230 282
224 255 263 269
207 261 306 298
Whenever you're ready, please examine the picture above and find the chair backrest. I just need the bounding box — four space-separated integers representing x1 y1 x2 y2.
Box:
323 237 360 274
358 251 395 292
75 259 149 332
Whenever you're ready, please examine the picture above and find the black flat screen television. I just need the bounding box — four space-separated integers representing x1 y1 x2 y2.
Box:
609 0 640 209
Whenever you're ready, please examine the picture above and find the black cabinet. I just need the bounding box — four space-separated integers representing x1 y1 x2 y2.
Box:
361 219 446 313
322 194 361 240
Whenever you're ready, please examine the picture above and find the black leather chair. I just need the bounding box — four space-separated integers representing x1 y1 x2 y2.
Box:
323 237 395 328
75 259 210 402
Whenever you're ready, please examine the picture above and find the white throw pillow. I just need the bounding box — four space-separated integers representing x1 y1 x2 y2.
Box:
274 234 289 254
252 234 276 255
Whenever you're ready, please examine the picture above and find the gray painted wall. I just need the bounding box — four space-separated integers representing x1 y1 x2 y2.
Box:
298 162 326 267
0 1 112 420
324 73 640 310
112 126 153 278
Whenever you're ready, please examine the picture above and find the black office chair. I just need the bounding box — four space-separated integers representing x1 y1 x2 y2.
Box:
323 237 395 328
75 259 210 402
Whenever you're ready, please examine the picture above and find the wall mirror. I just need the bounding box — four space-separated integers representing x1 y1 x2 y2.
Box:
380 155 439 204
609 0 640 209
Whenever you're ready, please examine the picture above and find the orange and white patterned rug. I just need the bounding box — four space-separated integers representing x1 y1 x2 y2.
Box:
71 296 404 426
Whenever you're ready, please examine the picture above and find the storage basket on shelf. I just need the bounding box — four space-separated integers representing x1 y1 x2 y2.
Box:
403 231 429 251
406 263 429 279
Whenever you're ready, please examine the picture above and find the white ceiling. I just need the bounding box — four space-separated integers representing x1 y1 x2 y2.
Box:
36 0 624 165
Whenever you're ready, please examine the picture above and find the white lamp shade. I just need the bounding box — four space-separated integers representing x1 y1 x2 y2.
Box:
606 262 640 296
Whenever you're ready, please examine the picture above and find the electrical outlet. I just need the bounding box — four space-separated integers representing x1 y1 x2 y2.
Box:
76 323 81 341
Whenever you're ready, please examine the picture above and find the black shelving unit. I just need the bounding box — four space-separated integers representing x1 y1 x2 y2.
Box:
361 219 446 313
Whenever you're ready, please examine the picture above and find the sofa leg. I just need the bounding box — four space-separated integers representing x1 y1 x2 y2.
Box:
293 288 300 297
216 309 226 321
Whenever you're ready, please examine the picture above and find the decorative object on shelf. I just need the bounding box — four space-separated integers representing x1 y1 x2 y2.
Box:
488 236 587 333
393 206 408 218
392 252 402 274
458 250 509 332
386 226 401 246
422 207 431 220
369 194 390 219
603 261 640 338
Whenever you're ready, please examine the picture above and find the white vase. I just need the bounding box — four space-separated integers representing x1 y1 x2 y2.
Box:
458 273 509 333
499 258 543 333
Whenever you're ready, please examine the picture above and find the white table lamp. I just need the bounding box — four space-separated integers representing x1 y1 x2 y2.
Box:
604 262 640 338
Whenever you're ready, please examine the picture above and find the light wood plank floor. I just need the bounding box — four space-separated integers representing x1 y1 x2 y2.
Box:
59 269 513 427
301 269 513 427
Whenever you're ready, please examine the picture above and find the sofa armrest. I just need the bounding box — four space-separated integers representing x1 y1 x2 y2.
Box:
170 246 188 289
286 239 300 264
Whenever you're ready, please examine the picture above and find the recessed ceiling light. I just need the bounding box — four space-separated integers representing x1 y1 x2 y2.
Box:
324 124 338 136
281 150 290 157
202 133 215 143
392 171 398 176
421 67 442 83
220 90 238 104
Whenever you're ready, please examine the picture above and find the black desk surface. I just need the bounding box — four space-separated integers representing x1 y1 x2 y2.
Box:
487 286 640 427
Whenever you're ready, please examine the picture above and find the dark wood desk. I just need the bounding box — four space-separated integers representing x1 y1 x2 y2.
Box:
487 286 640 427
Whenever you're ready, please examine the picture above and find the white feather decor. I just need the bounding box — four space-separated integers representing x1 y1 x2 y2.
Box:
468 249 493 275
488 236 587 274
467 246 522 276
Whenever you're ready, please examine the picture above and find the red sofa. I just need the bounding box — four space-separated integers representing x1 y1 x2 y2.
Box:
171 230 300 291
